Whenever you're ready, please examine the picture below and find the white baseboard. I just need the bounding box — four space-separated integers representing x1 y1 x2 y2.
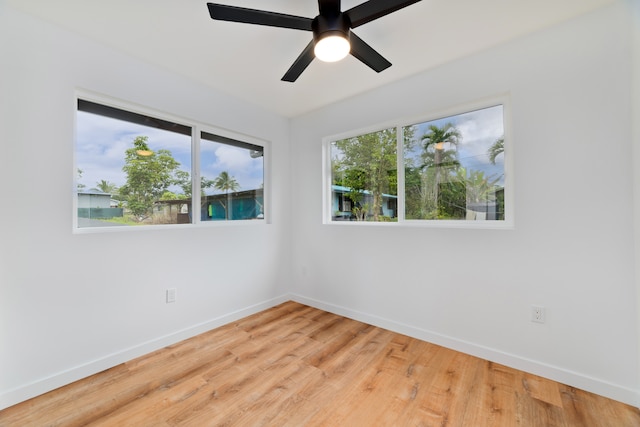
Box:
289 293 640 408
4 293 637 410
0 294 291 411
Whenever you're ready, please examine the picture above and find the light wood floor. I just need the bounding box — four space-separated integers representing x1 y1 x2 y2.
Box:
1 301 638 426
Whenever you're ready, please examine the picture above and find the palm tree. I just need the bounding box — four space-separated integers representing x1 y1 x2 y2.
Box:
93 179 118 195
77 169 86 190
420 123 462 216
456 168 501 204
213 171 240 219
488 137 504 165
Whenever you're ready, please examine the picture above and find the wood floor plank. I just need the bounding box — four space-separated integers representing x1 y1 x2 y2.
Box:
176 361 303 426
266 365 339 427
481 362 520 427
0 363 132 427
1 301 638 426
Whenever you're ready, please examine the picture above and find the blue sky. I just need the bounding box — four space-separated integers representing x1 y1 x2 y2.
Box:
331 104 505 186
405 104 505 184
200 139 263 193
76 111 263 195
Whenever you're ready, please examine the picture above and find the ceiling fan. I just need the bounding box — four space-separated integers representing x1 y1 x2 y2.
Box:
207 0 422 82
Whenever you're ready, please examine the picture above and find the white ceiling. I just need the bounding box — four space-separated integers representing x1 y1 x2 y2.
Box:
8 0 615 118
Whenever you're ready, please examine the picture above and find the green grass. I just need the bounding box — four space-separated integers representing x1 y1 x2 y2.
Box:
99 216 142 226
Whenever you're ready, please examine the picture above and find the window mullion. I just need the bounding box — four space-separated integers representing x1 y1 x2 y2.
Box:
397 126 405 223
192 127 201 224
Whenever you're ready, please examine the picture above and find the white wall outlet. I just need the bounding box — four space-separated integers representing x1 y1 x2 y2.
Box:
531 305 545 323
166 288 177 303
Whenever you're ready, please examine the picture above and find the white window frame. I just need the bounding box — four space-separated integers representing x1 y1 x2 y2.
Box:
73 90 270 233
323 94 514 229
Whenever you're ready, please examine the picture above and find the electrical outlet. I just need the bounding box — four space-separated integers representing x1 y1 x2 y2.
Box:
531 305 545 323
166 288 176 303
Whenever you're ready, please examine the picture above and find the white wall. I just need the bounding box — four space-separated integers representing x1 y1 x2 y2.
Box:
290 2 639 406
630 0 640 407
0 4 292 409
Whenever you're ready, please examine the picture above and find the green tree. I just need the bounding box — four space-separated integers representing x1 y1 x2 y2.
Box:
160 191 184 200
419 123 462 217
438 179 467 218
174 170 191 196
213 171 240 220
76 168 86 190
458 168 501 204
93 179 118 195
488 136 504 165
174 170 215 198
403 164 424 218
213 170 240 193
334 128 397 221
119 136 181 221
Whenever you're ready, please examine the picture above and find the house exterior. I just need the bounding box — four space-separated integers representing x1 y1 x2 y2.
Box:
77 190 111 208
77 190 123 219
331 185 397 220
156 188 264 223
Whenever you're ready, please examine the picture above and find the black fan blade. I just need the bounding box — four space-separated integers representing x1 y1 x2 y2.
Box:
207 3 313 31
345 0 422 28
349 32 391 72
281 41 315 82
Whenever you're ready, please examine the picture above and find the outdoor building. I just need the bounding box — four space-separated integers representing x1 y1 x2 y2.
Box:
77 190 111 209
77 190 123 220
156 188 264 223
332 185 397 220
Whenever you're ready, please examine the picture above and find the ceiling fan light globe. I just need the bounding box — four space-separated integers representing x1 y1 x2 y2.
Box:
314 35 350 62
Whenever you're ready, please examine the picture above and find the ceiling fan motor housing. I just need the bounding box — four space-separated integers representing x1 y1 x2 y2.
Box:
312 12 351 45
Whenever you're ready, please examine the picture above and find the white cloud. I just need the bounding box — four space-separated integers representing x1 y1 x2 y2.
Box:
456 106 504 151
76 111 191 190
201 143 263 193
211 145 254 171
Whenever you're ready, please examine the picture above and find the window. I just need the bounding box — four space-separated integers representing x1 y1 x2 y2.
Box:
200 132 264 221
75 97 265 229
331 128 397 222
328 101 509 226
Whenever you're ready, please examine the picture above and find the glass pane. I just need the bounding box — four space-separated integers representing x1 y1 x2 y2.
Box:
200 132 264 221
403 105 505 220
331 128 397 222
76 101 192 228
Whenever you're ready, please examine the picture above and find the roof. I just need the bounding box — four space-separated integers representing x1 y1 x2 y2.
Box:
332 185 397 199
77 190 111 196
